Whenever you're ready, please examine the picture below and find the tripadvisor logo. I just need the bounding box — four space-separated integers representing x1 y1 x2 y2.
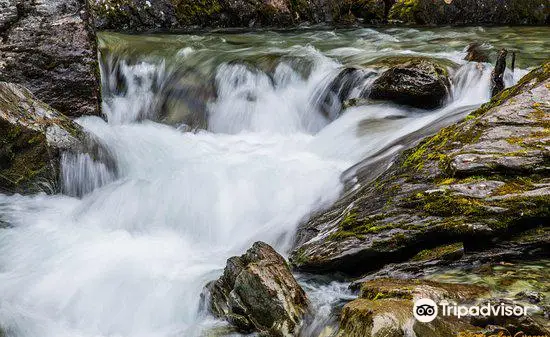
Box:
413 299 527 323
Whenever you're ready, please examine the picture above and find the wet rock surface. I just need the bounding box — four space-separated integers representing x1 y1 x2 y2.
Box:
290 61 550 276
203 241 309 337
0 82 87 194
0 0 101 118
369 59 451 109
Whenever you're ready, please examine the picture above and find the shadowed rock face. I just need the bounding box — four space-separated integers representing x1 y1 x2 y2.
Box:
203 241 309 337
369 59 451 109
290 61 550 276
0 0 101 118
0 82 87 194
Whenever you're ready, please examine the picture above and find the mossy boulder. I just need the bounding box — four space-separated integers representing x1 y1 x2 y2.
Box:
0 82 87 194
0 0 100 117
290 61 550 275
203 242 310 337
388 0 549 25
369 59 451 109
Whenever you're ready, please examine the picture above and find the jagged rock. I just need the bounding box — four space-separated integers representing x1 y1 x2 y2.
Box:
203 242 309 337
0 82 87 194
290 61 550 276
0 0 100 117
388 0 549 25
369 59 451 109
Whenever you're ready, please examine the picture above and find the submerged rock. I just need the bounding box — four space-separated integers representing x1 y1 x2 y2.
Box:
369 59 451 109
290 61 550 276
0 82 86 194
0 0 101 117
203 241 309 337
388 0 549 25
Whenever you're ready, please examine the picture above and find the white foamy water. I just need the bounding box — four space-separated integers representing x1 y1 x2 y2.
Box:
0 27 534 337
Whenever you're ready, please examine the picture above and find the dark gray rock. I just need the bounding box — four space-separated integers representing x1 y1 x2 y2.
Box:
369 59 451 109
0 0 101 118
203 242 309 337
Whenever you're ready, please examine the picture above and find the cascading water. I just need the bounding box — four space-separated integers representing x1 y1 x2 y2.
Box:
0 27 547 337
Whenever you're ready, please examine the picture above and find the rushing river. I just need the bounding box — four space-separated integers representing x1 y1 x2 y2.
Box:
1 27 549 337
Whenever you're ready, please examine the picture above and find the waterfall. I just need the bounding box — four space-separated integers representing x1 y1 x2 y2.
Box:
0 27 535 337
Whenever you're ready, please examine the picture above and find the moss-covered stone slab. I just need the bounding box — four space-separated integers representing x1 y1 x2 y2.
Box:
290 61 550 276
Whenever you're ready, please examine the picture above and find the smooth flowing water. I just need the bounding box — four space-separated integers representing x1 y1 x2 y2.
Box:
1 27 549 337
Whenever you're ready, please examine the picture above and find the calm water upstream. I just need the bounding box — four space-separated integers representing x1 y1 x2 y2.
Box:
1 26 549 337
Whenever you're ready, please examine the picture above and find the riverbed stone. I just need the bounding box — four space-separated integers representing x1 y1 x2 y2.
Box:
290 61 550 275
369 59 451 109
0 0 101 118
203 241 309 337
0 82 88 194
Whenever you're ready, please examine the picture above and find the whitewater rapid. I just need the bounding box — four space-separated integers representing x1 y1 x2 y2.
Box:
0 29 528 337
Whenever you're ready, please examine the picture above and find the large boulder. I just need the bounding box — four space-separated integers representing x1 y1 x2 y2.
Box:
0 0 101 118
203 242 309 337
388 0 549 25
290 61 550 276
0 82 87 194
369 59 451 109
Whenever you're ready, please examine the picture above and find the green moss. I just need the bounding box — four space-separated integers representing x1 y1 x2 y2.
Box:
411 242 463 262
401 122 482 173
493 178 534 196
